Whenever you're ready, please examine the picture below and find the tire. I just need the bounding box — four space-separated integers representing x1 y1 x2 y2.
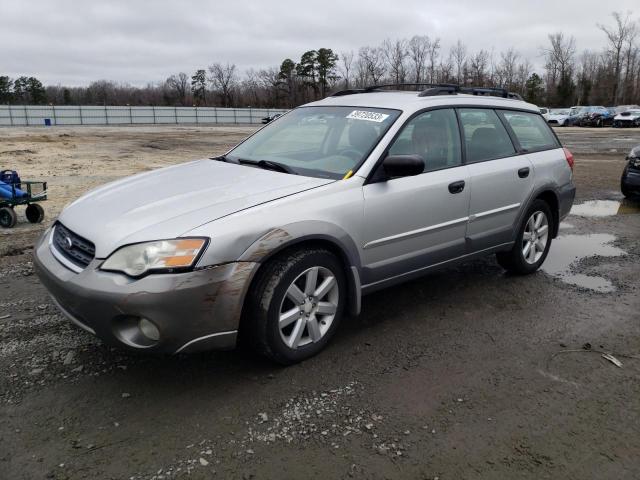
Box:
621 182 631 198
496 199 554 275
25 203 45 223
0 207 17 228
243 247 347 365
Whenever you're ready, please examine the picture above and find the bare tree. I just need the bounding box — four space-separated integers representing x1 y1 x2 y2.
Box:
358 46 385 85
208 62 237 107
258 67 283 106
339 50 354 89
382 38 408 84
498 48 519 89
166 72 189 105
543 32 576 104
450 39 467 84
599 11 638 103
427 37 441 83
408 35 430 83
469 50 490 85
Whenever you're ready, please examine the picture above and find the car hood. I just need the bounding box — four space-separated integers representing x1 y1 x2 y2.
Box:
58 159 334 258
548 114 568 120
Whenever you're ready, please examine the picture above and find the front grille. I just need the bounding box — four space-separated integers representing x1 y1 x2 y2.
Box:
52 223 96 269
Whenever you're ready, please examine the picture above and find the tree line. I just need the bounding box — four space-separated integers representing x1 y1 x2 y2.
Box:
1 11 639 109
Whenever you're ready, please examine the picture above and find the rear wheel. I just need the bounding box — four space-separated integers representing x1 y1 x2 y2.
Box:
497 199 553 275
0 207 17 228
243 248 346 365
26 203 45 223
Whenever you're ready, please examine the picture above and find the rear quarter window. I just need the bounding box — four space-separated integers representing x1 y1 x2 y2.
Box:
500 111 559 152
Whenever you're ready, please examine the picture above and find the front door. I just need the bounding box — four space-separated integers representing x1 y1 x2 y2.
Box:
361 108 470 286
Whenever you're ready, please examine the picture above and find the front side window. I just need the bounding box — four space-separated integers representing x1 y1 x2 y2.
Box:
227 106 400 179
458 109 516 163
387 108 461 172
500 111 559 152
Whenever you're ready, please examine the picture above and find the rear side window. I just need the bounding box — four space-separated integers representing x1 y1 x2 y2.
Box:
458 109 516 162
500 111 559 152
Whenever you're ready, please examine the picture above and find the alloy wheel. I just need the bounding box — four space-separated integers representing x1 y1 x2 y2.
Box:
278 266 339 349
522 211 549 264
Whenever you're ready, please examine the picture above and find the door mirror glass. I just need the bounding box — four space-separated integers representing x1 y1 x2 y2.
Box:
382 154 425 178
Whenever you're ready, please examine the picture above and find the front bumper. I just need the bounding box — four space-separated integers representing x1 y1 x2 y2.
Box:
33 229 258 354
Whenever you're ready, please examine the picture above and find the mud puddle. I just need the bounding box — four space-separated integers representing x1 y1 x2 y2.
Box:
542 233 626 292
570 199 640 217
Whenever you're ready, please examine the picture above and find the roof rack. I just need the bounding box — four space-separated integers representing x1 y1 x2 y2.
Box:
331 83 457 96
330 83 523 101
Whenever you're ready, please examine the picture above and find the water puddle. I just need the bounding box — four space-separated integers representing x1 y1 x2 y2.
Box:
542 233 626 293
570 199 640 217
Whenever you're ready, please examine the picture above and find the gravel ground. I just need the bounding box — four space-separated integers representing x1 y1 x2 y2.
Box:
1 126 639 479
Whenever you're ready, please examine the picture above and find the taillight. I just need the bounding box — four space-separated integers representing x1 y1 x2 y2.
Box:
563 147 574 171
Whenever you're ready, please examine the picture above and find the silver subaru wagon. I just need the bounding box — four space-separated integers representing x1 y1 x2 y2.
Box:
34 85 576 364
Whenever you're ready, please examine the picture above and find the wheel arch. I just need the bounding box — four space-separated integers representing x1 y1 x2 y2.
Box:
238 223 362 316
535 190 560 238
514 186 561 240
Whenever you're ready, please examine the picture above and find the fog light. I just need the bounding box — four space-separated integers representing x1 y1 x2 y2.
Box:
138 318 160 341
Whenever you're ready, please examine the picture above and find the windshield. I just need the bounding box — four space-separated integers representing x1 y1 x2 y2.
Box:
551 109 569 115
226 106 401 179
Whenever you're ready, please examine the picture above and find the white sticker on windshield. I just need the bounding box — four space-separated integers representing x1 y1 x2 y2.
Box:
346 110 390 123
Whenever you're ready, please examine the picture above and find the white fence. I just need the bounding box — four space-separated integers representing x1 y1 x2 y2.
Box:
0 105 288 127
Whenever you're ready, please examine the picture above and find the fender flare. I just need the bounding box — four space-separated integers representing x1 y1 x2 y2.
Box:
513 185 561 240
238 221 363 315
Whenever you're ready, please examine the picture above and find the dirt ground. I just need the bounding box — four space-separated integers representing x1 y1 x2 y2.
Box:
1 125 639 479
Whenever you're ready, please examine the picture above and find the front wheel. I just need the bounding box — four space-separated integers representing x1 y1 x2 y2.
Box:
497 200 553 275
243 248 346 365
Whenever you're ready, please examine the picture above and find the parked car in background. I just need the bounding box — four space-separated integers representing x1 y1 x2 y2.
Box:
33 83 576 364
613 105 640 114
546 108 570 126
539 107 550 121
621 145 640 197
261 113 282 124
613 108 640 128
564 106 587 126
579 106 615 127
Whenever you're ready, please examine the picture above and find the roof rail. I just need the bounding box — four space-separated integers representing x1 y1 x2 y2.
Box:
331 83 456 97
330 83 524 100
459 86 523 100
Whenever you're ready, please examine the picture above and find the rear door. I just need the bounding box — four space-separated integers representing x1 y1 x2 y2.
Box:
460 108 535 252
361 108 470 286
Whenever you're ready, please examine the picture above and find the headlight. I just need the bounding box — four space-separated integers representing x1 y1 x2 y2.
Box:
101 238 208 277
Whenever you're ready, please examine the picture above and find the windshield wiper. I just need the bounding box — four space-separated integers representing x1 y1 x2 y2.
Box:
238 159 297 175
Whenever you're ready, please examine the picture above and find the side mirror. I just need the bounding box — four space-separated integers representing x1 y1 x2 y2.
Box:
382 154 424 178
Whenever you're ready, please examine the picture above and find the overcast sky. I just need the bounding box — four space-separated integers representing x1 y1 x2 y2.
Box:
1 0 638 87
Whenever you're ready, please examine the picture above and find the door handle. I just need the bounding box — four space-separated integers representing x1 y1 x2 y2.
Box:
448 180 465 194
518 167 530 178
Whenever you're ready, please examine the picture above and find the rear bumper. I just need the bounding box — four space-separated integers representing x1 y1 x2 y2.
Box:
33 228 259 354
558 182 576 222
